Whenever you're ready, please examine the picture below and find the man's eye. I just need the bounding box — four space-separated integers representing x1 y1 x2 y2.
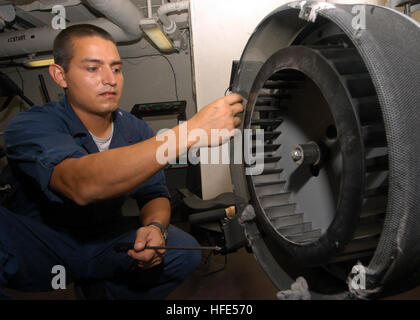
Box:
87 66 97 72
112 67 121 73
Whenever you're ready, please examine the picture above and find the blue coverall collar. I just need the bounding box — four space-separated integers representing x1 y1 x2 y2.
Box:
59 96 90 138
59 96 134 151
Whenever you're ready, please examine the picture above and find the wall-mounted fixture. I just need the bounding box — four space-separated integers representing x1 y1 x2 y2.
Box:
139 18 174 52
23 58 55 68
157 1 189 51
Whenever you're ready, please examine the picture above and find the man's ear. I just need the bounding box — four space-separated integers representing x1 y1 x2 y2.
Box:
49 64 68 89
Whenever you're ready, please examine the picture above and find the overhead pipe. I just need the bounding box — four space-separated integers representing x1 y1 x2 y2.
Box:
157 0 189 49
0 0 144 59
16 0 81 12
85 0 144 40
147 0 153 18
0 4 15 31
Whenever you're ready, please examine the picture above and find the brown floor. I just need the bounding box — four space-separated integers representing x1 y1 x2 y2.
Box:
167 247 279 300
3 202 420 300
4 245 420 300
3 247 278 300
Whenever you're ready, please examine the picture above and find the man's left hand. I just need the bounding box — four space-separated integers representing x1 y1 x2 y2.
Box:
128 225 166 269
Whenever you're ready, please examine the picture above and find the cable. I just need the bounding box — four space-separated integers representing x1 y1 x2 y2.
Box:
122 54 179 101
38 74 51 103
197 228 228 277
0 62 22 68
0 58 23 69
15 67 28 111
201 251 227 277
15 67 24 93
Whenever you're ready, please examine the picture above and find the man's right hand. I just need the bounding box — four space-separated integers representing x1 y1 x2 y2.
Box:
186 93 244 147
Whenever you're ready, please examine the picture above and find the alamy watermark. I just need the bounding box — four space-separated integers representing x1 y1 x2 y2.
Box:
52 5 66 30
155 123 267 175
350 264 366 291
351 5 366 31
51 265 66 290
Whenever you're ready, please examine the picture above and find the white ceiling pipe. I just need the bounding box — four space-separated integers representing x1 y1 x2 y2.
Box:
86 0 144 40
0 4 15 22
147 0 152 18
0 0 144 58
16 0 81 12
0 18 125 57
157 0 188 41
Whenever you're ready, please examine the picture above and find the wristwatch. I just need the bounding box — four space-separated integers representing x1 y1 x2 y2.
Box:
147 222 168 240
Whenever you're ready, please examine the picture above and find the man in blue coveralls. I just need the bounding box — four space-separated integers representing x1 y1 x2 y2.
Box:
0 24 243 299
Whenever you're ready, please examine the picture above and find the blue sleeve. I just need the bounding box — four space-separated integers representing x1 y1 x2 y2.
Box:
3 111 87 203
128 117 171 210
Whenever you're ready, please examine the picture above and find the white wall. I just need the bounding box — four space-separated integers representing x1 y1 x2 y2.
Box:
189 0 291 200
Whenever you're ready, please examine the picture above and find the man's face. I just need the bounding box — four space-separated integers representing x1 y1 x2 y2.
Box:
64 36 124 116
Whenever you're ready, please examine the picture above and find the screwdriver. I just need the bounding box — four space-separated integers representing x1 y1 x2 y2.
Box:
114 242 222 253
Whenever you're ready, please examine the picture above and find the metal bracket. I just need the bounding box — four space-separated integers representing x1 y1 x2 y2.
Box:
238 204 256 225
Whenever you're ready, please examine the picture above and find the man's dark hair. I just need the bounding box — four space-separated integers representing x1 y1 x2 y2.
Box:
53 24 116 72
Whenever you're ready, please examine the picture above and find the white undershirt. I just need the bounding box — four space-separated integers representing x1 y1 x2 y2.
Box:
89 122 114 152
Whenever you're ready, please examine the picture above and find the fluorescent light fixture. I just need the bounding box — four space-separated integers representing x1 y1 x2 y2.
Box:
24 58 55 68
140 18 174 52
